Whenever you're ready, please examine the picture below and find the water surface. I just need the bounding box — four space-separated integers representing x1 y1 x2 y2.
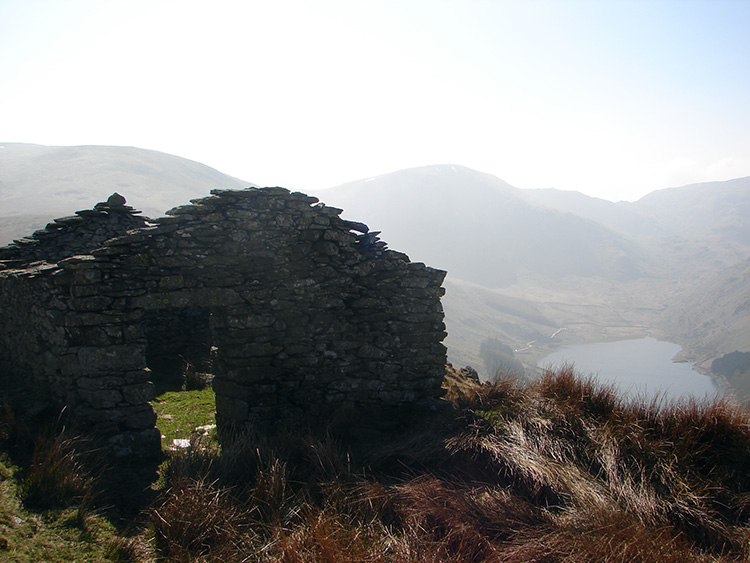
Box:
538 337 719 401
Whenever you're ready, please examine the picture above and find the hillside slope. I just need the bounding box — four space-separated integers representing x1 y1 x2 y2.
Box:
2 145 748 384
661 256 750 362
625 176 750 247
0 143 253 244
522 188 665 238
5 368 749 562
314 165 649 288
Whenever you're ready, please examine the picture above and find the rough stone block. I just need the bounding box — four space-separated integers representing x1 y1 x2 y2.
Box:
77 376 125 390
122 404 158 430
215 394 249 422
357 344 389 359
78 345 145 372
79 388 123 409
122 382 156 404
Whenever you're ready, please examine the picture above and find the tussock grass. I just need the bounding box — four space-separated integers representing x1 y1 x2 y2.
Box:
2 366 749 561
0 415 129 561
452 366 750 558
0 401 100 511
20 430 98 509
142 367 748 561
151 473 257 561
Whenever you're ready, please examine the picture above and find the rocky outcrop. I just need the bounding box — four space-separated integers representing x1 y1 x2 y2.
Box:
0 188 447 456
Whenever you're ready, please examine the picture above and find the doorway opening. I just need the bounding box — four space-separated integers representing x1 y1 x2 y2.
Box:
144 306 215 393
145 306 218 448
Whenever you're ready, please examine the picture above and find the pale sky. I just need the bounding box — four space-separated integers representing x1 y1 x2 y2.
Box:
1 0 749 202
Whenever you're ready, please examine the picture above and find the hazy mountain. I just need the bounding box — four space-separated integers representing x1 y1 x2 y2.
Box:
2 144 749 381
313 165 648 288
660 256 750 363
0 143 252 244
521 188 665 238
521 180 750 370
625 176 750 247
312 165 750 375
521 179 750 286
521 178 750 250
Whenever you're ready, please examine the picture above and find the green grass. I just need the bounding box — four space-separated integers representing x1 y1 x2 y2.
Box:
2 367 750 562
0 384 215 562
152 387 216 446
0 454 127 563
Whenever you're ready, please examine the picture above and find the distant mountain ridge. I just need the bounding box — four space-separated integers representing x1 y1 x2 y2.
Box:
0 143 253 244
521 188 666 238
312 165 750 374
312 164 648 287
2 144 748 385
524 177 750 248
625 176 750 246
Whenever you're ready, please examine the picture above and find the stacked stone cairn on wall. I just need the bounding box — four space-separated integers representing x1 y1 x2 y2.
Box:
0 187 447 456
0 192 149 265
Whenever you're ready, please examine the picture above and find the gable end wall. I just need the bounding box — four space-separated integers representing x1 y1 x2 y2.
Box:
0 187 447 456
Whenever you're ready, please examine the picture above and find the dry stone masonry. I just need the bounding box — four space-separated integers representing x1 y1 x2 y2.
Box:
0 188 447 456
0 193 149 265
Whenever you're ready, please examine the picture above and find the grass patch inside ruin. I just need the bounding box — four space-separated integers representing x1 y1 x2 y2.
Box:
152 387 217 447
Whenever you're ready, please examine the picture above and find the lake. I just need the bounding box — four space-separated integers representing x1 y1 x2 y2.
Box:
537 337 720 401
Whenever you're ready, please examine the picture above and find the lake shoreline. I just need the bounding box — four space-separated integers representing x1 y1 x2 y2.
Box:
537 337 720 401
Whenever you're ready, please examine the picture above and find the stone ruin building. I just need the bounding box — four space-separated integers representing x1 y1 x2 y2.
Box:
0 188 447 456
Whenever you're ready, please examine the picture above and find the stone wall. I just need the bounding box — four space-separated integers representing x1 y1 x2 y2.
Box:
0 188 447 456
0 193 149 266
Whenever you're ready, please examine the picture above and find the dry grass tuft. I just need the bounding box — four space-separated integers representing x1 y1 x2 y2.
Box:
4 365 749 562
504 508 712 563
20 429 98 509
450 367 750 559
151 473 257 561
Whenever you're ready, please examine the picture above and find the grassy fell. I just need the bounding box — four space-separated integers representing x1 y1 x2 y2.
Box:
2 366 750 561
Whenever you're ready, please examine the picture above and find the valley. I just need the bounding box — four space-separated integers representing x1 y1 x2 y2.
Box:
313 165 750 392
2 145 749 398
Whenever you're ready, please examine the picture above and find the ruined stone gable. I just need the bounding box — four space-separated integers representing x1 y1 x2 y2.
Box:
0 188 447 456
